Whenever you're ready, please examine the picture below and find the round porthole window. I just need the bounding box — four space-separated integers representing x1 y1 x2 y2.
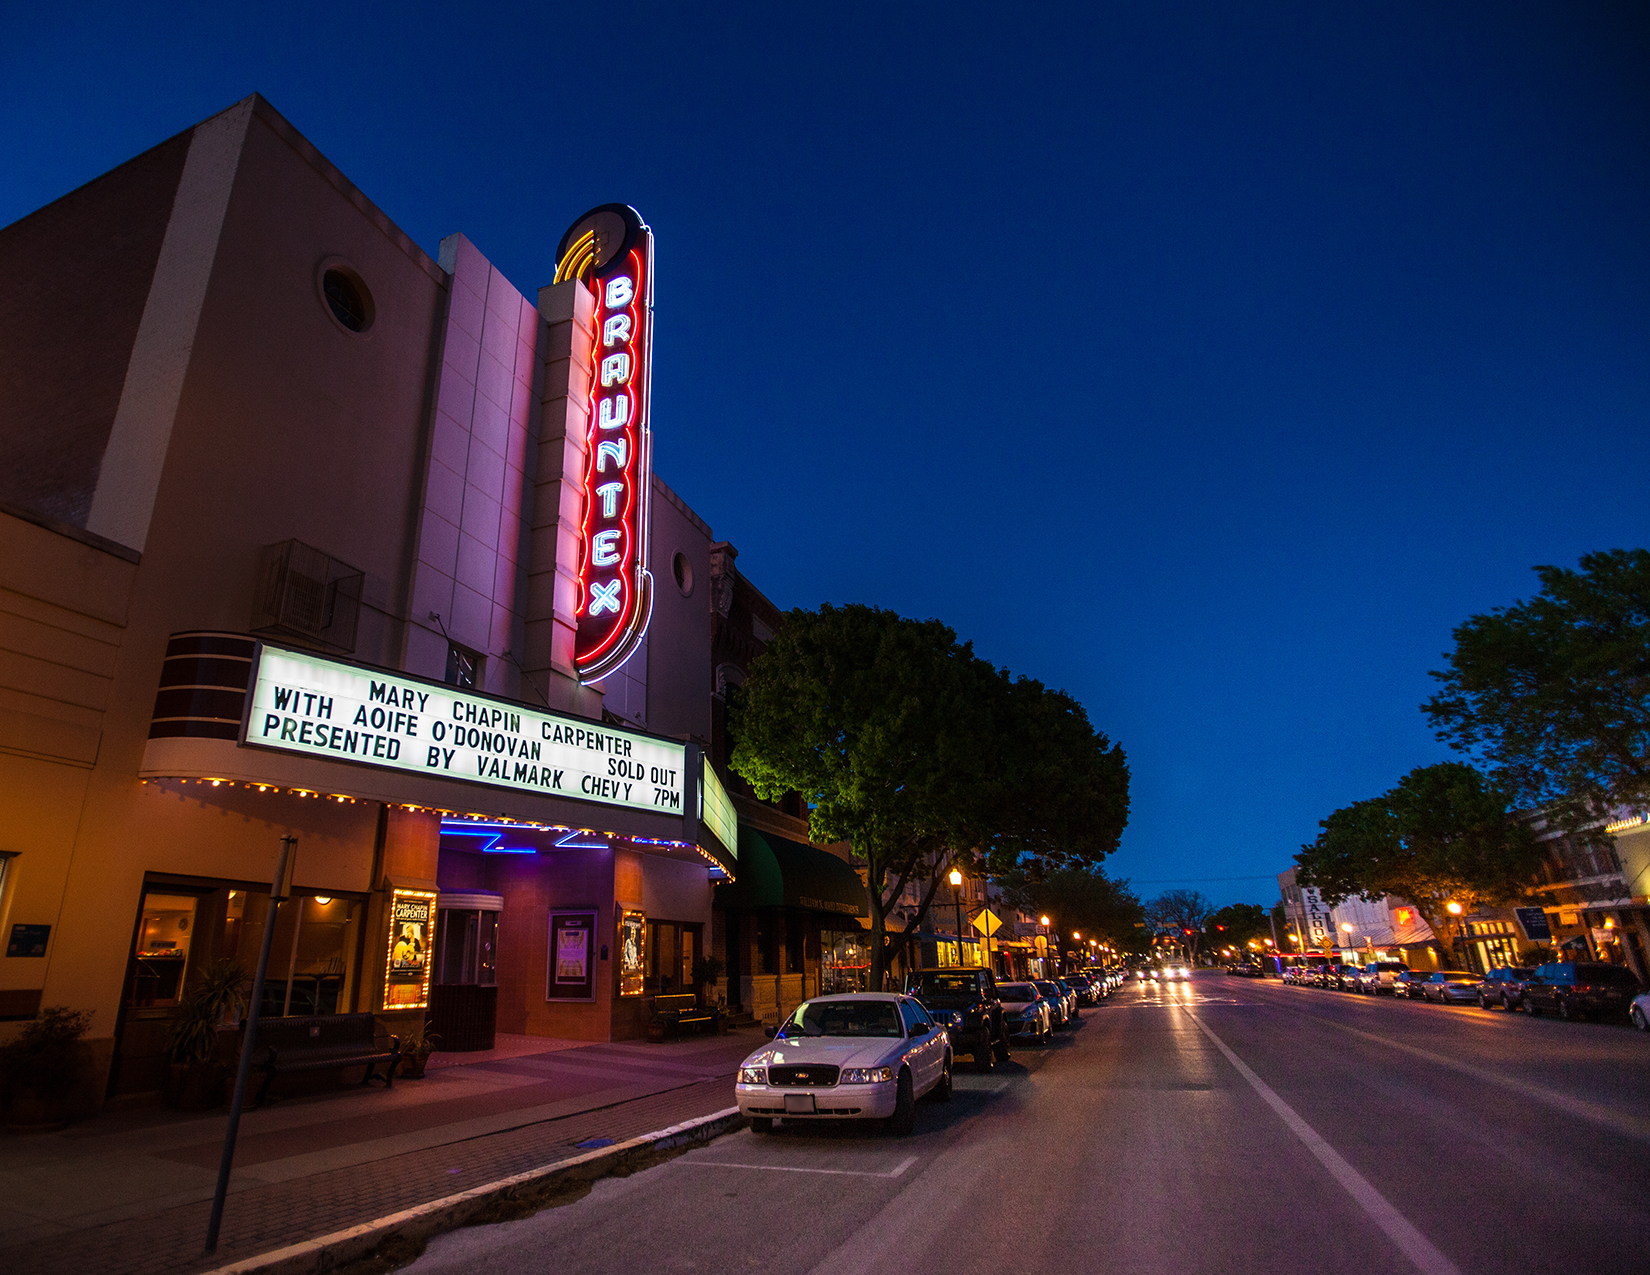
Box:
672 552 694 596
320 266 373 333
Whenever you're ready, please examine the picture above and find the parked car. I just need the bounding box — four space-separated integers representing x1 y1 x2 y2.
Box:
1355 961 1409 995
1421 971 1482 1004
1394 970 1431 999
1321 963 1361 991
1522 962 1643 1022
998 981 1053 1043
1054 978 1081 1018
736 993 951 1135
1476 965 1534 1011
1033 980 1071 1030
1631 991 1650 1031
905 967 1010 1070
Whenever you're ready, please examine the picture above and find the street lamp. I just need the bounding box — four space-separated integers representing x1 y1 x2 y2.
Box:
1446 900 1470 971
949 868 965 966
1339 921 1353 957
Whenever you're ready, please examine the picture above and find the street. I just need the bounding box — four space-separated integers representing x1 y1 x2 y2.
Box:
405 973 1650 1275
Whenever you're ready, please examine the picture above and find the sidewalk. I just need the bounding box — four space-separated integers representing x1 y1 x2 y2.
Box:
0 1027 764 1275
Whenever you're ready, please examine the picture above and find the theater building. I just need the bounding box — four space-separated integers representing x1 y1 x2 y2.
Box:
0 95 759 1101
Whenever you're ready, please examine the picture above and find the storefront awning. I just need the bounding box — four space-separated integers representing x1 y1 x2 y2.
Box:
714 828 866 918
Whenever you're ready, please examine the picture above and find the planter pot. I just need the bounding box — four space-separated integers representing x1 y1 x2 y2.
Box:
5 1086 69 1133
165 1060 227 1111
399 1051 431 1079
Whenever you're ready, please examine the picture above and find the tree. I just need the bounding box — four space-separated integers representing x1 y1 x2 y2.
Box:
1205 903 1269 956
731 603 1130 988
1145 889 1215 962
996 867 1144 955
1423 548 1650 835
1295 761 1542 950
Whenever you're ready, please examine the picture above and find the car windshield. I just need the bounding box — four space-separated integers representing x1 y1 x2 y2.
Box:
778 1000 902 1039
1033 982 1059 995
912 973 978 996
999 984 1036 1002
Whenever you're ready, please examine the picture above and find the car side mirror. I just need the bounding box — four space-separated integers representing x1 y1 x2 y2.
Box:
764 1025 777 1039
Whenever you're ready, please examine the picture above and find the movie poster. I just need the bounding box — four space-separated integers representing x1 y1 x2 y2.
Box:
619 910 646 998
384 889 436 1010
546 910 597 1001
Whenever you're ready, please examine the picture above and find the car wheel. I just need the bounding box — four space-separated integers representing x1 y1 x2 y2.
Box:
1502 994 1515 1011
975 1029 995 1073
888 1068 916 1137
1477 992 1489 1009
933 1055 953 1102
1525 998 1539 1016
750 1116 774 1134
1630 1005 1648 1032
993 1031 1011 1063
1559 997 1576 1022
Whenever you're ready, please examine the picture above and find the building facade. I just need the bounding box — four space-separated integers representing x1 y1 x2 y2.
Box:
0 95 802 1102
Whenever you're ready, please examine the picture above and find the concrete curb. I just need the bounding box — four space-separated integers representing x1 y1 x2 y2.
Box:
198 1107 744 1275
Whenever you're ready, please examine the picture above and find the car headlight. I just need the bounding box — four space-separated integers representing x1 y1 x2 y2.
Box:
737 1066 767 1084
840 1066 894 1084
947 1011 965 1028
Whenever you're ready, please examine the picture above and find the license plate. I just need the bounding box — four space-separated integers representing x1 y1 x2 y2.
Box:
783 1093 816 1114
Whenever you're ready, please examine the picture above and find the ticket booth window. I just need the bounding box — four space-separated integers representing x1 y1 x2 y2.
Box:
436 909 498 985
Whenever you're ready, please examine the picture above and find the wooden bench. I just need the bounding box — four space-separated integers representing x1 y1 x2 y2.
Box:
652 993 715 1037
250 1013 401 1107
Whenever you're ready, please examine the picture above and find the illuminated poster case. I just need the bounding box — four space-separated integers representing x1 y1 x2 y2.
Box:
547 910 597 1001
384 888 437 1010
618 910 645 997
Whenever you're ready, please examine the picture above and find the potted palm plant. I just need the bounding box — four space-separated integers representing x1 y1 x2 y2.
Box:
396 1022 438 1078
2 1005 94 1131
166 958 249 1110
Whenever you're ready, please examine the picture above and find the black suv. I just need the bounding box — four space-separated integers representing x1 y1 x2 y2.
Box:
906 967 1010 1072
1522 961 1643 1022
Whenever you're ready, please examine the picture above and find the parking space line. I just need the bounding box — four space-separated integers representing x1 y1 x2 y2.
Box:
1186 1010 1463 1275
684 1154 919 1179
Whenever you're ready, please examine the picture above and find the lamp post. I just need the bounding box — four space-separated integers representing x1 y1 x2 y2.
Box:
949 868 965 966
1040 915 1051 976
1339 921 1353 961
1446 900 1469 972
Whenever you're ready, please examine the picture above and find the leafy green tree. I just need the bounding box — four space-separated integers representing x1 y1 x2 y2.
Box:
995 867 1144 955
1424 548 1650 834
731 603 1129 988
1206 903 1269 955
1295 762 1542 949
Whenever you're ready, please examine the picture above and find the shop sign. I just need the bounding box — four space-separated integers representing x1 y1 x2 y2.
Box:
699 757 736 862
384 888 436 1010
244 645 686 817
618 909 646 997
6 924 50 957
553 204 656 684
1514 906 1552 941
547 910 597 1001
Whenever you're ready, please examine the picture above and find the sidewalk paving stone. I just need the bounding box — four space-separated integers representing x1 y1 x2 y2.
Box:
0 1029 761 1275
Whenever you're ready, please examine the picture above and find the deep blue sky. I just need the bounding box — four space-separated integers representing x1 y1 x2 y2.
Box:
5 3 1647 908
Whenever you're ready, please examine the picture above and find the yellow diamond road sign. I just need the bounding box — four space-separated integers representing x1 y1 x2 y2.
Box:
972 907 1002 937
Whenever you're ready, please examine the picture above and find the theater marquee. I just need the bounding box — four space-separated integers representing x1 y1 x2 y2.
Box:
242 645 686 816
553 204 656 684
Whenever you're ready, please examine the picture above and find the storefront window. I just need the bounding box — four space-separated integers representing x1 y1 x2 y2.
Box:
645 921 704 994
128 892 198 1007
228 891 365 1017
821 930 869 994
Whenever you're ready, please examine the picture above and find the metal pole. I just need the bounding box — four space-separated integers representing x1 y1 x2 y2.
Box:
280 893 304 1016
207 835 295 1254
953 885 963 965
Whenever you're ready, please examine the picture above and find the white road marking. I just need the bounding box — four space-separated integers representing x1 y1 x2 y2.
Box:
1187 1011 1464 1275
685 1154 919 1180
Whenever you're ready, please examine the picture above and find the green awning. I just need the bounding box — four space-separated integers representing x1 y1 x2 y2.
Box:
714 827 867 918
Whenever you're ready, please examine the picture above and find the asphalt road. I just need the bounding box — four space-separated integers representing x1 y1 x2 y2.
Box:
404 973 1650 1275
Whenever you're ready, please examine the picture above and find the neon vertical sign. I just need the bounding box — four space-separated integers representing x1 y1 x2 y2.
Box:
553 204 655 683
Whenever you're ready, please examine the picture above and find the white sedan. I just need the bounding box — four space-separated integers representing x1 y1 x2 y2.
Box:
735 993 953 1135
1632 990 1650 1031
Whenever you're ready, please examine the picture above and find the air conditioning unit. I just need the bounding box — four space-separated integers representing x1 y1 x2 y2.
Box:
252 540 363 652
